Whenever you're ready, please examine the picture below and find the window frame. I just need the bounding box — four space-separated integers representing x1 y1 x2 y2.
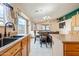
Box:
42 25 50 30
0 3 13 26
17 14 28 35
0 4 5 26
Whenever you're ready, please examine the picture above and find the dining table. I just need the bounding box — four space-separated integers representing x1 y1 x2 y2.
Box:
34 30 59 43
38 30 59 34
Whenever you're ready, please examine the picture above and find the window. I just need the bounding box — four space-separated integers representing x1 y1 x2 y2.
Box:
45 25 50 30
4 4 13 23
42 25 46 30
17 15 27 35
0 3 12 26
0 4 4 26
42 25 50 30
0 4 3 18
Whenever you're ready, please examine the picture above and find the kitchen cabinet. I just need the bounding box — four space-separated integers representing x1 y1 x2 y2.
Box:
21 35 31 56
63 42 79 56
14 51 21 56
71 14 79 36
27 35 31 55
1 42 21 56
0 35 31 56
71 16 76 27
71 14 79 27
76 14 79 26
21 36 28 56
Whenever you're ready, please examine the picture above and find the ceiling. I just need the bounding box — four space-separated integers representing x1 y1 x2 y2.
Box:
11 3 79 23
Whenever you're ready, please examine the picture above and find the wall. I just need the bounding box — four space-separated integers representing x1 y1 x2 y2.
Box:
0 4 17 38
0 26 17 38
49 20 59 31
52 34 63 56
59 19 72 34
48 20 63 56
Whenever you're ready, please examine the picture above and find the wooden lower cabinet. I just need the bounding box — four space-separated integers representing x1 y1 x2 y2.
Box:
21 36 28 56
64 51 79 56
21 35 31 56
27 35 31 55
0 35 31 56
1 42 21 56
63 42 79 56
14 51 22 56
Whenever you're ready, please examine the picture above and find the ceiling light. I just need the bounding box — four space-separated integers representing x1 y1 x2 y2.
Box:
35 5 53 14
43 16 51 20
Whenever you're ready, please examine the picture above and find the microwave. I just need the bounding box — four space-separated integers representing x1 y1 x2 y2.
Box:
59 22 65 28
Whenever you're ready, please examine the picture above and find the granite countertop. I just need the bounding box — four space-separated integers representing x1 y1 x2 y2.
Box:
0 34 30 55
59 34 79 42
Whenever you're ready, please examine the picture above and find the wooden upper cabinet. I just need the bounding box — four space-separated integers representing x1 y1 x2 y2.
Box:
76 14 79 26
71 16 76 27
71 14 79 27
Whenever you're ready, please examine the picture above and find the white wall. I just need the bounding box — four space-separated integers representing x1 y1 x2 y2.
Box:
48 20 63 56
52 34 63 56
59 19 71 34
49 20 59 31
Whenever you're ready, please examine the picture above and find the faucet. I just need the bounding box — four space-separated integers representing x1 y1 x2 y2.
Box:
4 22 15 37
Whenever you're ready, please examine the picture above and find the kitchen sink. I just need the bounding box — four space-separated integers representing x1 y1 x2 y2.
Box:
12 35 23 39
0 35 23 47
0 38 17 47
3 38 17 46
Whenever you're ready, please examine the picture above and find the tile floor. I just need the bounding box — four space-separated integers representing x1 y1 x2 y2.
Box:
29 38 52 56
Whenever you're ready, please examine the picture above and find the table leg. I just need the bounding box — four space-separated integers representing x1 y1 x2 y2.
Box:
34 36 36 44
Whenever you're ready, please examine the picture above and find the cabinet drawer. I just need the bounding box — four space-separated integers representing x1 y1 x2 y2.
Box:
64 43 79 52
2 42 21 56
64 52 79 56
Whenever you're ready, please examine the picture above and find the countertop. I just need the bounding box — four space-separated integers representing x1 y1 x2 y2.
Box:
0 34 30 55
59 34 79 42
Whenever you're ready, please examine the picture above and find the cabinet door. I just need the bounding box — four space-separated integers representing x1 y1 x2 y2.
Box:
64 42 79 56
22 37 28 56
64 52 79 56
76 14 79 26
71 16 76 27
27 36 31 55
15 51 21 56
64 43 79 52
1 42 21 56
